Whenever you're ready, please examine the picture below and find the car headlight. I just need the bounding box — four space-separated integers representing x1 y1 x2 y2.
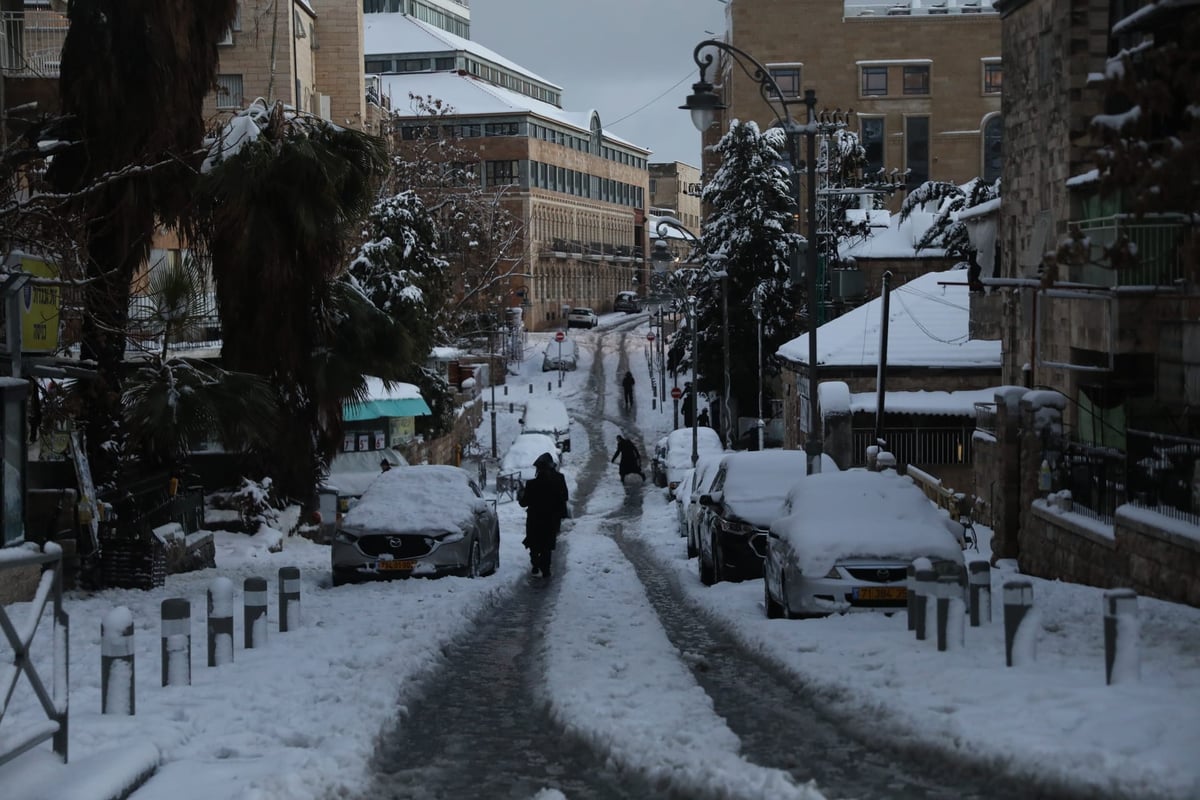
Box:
824 566 842 579
334 530 358 545
720 518 757 536
433 530 466 544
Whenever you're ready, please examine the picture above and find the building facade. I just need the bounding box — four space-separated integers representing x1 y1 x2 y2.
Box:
710 1 1002 201
648 162 702 233
367 13 650 329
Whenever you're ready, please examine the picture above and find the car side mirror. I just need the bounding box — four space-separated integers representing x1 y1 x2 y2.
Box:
473 499 489 515
518 418 524 425
699 494 715 507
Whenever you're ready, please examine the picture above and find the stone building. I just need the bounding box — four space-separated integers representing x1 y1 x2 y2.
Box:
706 0 1002 206
648 162 702 234
972 0 1200 606
366 13 650 329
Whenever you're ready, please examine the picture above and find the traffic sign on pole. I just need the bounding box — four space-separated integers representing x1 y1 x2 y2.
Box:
647 332 656 342
671 386 682 400
554 330 565 342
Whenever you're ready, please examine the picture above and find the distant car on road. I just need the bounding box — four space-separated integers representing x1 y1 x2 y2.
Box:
566 307 598 328
764 470 965 619
613 291 640 313
541 336 578 371
331 465 499 585
521 397 572 453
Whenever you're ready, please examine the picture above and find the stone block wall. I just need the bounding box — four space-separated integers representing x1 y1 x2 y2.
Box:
1119 510 1200 608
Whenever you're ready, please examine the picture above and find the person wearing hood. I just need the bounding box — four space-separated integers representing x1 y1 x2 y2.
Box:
517 451 569 578
611 435 644 482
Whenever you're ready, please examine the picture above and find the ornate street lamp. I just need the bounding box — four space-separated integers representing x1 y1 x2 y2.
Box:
681 39 823 474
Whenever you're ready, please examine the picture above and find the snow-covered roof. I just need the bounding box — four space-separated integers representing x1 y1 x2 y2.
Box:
849 387 1004 416
776 268 1001 369
341 465 479 536
344 378 431 421
364 13 558 90
772 470 964 577
840 209 947 260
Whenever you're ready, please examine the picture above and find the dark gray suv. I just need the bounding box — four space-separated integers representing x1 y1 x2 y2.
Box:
613 291 640 313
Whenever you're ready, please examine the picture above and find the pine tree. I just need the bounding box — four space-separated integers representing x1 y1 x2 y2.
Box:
686 120 803 424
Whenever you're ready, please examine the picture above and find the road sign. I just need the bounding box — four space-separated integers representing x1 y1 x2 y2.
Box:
555 330 565 342
671 386 682 400
647 332 656 342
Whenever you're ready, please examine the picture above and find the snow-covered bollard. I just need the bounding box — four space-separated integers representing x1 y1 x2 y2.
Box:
912 558 935 641
244 576 268 649
968 561 992 627
1104 589 1140 685
936 567 966 652
905 563 917 631
279 566 301 632
101 606 135 715
207 577 235 667
160 598 191 687
1003 579 1035 667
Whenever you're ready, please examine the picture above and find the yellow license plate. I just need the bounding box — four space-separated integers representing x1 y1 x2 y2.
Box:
378 560 418 571
856 586 907 601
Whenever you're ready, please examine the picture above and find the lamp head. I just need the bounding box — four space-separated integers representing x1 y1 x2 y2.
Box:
680 78 725 132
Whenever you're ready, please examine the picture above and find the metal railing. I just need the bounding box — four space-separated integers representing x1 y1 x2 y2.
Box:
1125 428 1200 526
974 402 998 436
851 426 974 468
1068 215 1188 288
0 545 69 768
1 9 68 78
1055 439 1126 524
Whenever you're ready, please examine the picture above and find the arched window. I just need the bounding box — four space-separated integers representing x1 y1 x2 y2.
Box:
982 115 1003 184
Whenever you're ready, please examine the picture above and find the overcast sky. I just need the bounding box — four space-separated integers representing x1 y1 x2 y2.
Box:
470 0 729 167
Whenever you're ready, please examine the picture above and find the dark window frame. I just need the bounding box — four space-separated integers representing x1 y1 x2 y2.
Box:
983 62 1003 94
902 65 930 96
861 66 888 97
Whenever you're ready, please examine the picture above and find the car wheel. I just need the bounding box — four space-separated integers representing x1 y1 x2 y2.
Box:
710 532 723 584
686 529 698 559
698 540 714 586
780 572 799 619
764 576 784 619
462 540 481 578
332 571 348 587
486 524 500 575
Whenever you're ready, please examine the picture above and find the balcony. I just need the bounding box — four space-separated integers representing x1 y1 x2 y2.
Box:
1 9 68 79
1067 214 1190 289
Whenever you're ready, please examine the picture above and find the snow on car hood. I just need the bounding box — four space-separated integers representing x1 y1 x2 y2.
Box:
342 465 478 536
716 450 814 526
665 427 724 472
771 470 964 576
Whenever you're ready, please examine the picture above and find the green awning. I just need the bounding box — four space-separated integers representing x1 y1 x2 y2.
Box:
343 397 432 422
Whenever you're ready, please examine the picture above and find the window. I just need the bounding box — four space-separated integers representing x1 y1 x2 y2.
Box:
905 116 929 188
983 62 1003 94
436 57 455 71
903 65 930 95
485 160 519 187
768 66 802 98
215 74 243 109
861 118 885 178
982 115 1003 183
484 122 518 136
861 66 888 96
365 59 391 74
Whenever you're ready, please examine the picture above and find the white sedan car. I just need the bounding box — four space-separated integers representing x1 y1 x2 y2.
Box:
764 470 965 619
566 307 598 328
497 433 561 493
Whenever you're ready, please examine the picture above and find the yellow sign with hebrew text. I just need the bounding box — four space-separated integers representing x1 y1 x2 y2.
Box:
19 256 59 352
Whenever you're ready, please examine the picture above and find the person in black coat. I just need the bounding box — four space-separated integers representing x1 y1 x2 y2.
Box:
611 435 644 481
622 370 635 408
518 452 569 578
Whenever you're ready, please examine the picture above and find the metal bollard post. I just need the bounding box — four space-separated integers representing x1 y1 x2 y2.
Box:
913 560 935 641
1003 579 1035 667
936 569 966 652
548 381 552 392
503 385 508 396
509 403 514 413
101 607 135 715
529 383 533 394
244 576 269 649
1104 589 1139 685
905 563 917 631
279 566 301 632
160 598 191 687
968 561 992 627
207 577 235 667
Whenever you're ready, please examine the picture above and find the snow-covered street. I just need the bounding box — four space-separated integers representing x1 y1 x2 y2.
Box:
3 316 1199 800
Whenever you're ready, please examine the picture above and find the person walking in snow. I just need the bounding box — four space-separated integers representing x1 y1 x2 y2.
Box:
517 452 569 578
622 370 635 409
611 435 644 482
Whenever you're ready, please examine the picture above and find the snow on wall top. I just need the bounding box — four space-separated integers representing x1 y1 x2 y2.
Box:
776 268 1001 369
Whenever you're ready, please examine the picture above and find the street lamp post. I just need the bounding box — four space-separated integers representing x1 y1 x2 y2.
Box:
687 295 699 467
681 39 823 474
751 292 764 452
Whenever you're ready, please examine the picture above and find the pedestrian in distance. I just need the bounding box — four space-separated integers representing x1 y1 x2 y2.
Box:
380 458 392 473
681 383 695 428
611 435 645 483
622 370 635 409
517 452 569 578
696 408 710 429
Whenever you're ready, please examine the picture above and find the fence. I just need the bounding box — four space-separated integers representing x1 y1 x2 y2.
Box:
0 9 68 78
974 402 998 437
0 545 69 767
1069 214 1188 288
851 426 974 469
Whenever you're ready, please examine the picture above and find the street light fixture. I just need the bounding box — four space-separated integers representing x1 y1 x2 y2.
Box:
681 39 823 474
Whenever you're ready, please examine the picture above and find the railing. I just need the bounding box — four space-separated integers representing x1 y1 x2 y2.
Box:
0 545 69 768
850 426 974 468
1055 439 1126 524
0 9 68 79
1125 428 1200 526
974 402 998 437
1068 214 1188 288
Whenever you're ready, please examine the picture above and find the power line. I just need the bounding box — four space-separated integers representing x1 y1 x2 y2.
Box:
604 69 696 128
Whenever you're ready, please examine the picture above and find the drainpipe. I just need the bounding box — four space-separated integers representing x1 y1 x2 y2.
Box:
873 271 893 447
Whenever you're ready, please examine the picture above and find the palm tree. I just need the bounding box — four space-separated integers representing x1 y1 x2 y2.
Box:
193 99 389 501
45 0 239 491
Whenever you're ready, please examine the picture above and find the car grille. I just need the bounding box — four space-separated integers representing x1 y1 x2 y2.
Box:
846 566 906 583
356 533 434 559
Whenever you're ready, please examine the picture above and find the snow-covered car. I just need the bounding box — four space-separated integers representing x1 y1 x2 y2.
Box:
520 397 572 453
696 450 837 585
683 455 724 559
566 307 598 328
613 291 640 313
764 470 965 619
541 336 578 371
331 465 499 585
651 426 724 496
497 433 560 493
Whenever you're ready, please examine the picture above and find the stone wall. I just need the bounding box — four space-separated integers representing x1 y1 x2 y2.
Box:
1119 509 1200 608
